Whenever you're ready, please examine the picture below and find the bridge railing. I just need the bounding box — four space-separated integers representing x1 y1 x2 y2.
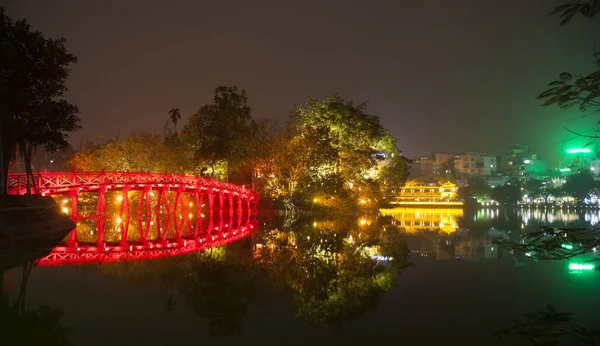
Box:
7 170 257 197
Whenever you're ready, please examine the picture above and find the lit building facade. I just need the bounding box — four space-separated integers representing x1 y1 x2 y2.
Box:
454 152 497 178
394 181 460 205
432 152 455 177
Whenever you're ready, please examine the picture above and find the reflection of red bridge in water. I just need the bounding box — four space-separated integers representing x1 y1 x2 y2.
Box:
7 171 259 266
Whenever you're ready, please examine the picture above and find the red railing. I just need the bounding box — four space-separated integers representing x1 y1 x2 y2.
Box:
7 170 258 199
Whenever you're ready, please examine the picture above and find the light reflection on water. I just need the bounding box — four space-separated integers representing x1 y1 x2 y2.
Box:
380 208 463 234
382 207 600 235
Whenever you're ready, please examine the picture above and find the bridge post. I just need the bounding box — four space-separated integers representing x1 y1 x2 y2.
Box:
96 186 106 217
158 187 170 243
218 190 224 217
208 191 215 232
228 193 234 228
118 187 130 247
193 190 204 238
96 215 106 249
173 186 186 240
69 188 79 221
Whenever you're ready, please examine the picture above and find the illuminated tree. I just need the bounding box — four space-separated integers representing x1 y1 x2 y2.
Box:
458 178 492 200
68 132 190 173
181 86 255 180
257 124 337 209
262 94 409 210
562 170 597 203
491 184 522 205
0 8 81 194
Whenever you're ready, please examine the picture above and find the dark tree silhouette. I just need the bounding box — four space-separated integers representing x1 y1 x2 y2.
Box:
537 1 599 143
182 86 254 179
167 108 181 134
0 8 80 194
495 305 599 345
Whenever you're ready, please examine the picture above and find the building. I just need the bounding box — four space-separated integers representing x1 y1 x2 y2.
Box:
561 147 595 171
523 154 548 180
432 152 455 177
504 144 529 180
503 144 549 182
394 181 461 206
454 152 497 178
409 157 435 178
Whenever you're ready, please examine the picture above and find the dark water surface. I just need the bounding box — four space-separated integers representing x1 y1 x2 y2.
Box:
5 207 600 346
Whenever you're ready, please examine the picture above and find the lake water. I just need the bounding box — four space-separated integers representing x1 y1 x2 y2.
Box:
3 206 600 346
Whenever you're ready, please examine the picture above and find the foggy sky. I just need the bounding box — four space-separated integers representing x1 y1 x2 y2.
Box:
2 0 597 165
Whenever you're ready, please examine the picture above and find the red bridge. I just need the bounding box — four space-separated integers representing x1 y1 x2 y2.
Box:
6 171 259 266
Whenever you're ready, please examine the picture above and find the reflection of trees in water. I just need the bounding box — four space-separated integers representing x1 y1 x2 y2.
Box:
254 215 409 325
495 305 599 345
98 215 410 334
1 265 72 346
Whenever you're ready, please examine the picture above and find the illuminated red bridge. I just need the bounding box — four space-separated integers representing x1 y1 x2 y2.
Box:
6 171 259 266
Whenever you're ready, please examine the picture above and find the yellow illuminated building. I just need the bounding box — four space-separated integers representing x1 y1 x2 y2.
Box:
380 207 463 234
393 181 461 206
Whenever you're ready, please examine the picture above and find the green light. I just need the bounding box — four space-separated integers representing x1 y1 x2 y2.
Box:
561 243 573 250
569 263 595 271
566 148 591 154
560 168 571 172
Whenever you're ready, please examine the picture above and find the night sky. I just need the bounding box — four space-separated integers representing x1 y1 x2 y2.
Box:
2 0 597 165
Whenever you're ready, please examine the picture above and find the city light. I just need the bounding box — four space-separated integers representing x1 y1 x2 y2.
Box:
566 148 591 154
569 263 595 271
560 243 573 250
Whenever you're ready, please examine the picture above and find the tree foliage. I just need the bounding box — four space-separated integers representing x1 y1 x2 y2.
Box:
563 170 598 202
167 108 181 134
181 86 255 179
537 1 599 140
258 95 409 210
0 8 80 193
550 0 600 26
68 132 190 173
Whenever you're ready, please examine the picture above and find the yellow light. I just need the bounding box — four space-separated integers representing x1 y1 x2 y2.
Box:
313 221 317 227
189 202 193 207
116 216 122 224
150 221 154 226
61 207 69 214
360 218 367 225
116 195 123 202
150 192 155 197
360 199 366 204
62 199 68 204
188 213 193 218
313 198 318 203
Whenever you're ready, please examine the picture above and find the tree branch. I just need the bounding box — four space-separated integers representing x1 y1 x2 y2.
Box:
564 127 600 139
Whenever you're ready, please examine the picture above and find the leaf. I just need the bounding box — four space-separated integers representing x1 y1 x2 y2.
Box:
559 72 573 81
537 88 558 99
550 3 573 15
575 78 589 88
542 95 561 106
